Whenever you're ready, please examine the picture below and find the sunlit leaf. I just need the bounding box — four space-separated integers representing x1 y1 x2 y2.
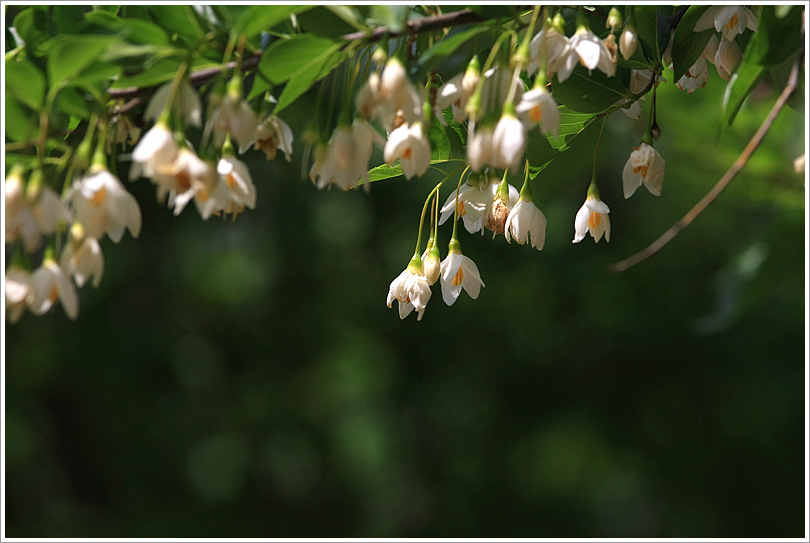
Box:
233 5 313 40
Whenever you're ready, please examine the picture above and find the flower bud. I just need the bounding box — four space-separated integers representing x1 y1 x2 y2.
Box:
423 244 441 285
620 27 637 59
607 7 623 31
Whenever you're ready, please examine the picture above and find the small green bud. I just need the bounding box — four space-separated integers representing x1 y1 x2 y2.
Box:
607 7 623 32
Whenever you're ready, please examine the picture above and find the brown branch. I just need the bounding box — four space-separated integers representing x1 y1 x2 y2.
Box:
608 52 802 274
107 8 490 109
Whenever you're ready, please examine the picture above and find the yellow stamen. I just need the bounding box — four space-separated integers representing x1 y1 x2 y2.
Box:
452 267 464 287
529 105 543 123
633 165 649 178
458 201 467 217
403 147 413 160
725 13 738 30
225 173 237 190
49 284 59 303
176 171 191 191
90 187 107 206
588 212 601 230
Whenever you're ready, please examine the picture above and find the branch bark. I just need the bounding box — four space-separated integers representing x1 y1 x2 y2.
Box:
608 52 802 274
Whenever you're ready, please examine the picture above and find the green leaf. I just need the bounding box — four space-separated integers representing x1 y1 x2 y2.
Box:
748 5 803 67
367 159 463 183
324 5 369 32
257 35 338 86
55 87 93 119
272 43 346 115
296 7 360 39
723 58 766 127
4 94 39 142
12 7 49 53
51 5 86 35
409 26 492 81
527 107 600 178
635 6 662 62
552 66 630 114
233 5 313 40
670 6 714 82
47 35 121 89
83 11 170 45
71 62 122 86
428 115 466 162
148 5 203 41
110 57 217 90
5 59 46 111
369 5 409 34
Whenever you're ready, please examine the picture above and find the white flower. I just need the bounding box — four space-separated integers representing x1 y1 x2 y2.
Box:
557 28 616 83
253 115 294 161
794 154 805 175
505 199 547 250
384 121 431 180
491 110 526 171
355 72 382 119
386 264 432 321
515 86 560 137
676 57 709 93
212 96 258 153
314 121 382 191
480 67 524 115
107 113 141 153
528 26 571 78
69 168 142 242
694 6 758 42
144 81 203 128
60 234 104 288
28 259 79 320
618 98 643 119
436 72 471 123
703 34 720 65
715 38 741 81
130 122 178 181
573 197 611 243
440 251 485 306
439 182 491 234
153 148 217 215
195 156 257 220
377 58 423 130
5 265 31 323
467 122 495 172
622 143 666 198
5 173 69 253
620 27 637 59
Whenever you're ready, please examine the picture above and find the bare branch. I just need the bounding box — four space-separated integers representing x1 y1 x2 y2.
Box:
609 52 802 274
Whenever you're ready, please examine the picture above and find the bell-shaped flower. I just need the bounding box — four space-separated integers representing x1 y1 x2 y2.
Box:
153 147 217 215
439 177 491 234
6 170 70 253
386 256 432 321
703 35 720 65
622 142 665 198
253 115 294 162
60 224 104 288
29 259 79 320
715 38 741 81
467 121 495 172
211 96 258 154
107 112 141 153
491 106 526 171
356 72 382 119
69 168 142 242
440 240 485 306
676 56 709 93
557 25 616 82
130 121 178 181
377 58 423 130
573 194 611 243
196 151 257 220
528 24 571 78
480 66 524 115
5 265 31 323
694 5 758 42
384 121 431 180
516 86 560 137
144 80 202 128
314 120 383 191
436 59 481 123
505 198 547 250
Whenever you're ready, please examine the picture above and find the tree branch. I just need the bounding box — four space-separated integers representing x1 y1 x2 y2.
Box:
608 52 802 274
108 8 490 109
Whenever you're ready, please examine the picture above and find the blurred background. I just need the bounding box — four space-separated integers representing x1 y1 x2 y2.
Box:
4 33 807 537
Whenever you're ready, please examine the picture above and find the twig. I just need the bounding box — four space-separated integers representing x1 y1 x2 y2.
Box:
107 8 489 108
609 52 801 274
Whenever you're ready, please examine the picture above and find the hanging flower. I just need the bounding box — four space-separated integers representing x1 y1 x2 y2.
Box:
622 142 666 199
196 147 257 220
515 85 560 137
694 6 758 42
5 265 31 323
211 74 258 154
69 168 142 243
676 57 710 93
484 179 520 237
440 241 485 306
528 22 571 78
491 104 527 171
144 80 203 128
386 256 432 321
436 57 481 123
573 193 611 244
620 26 638 60
505 199 548 250
5 169 69 253
421 242 442 286
253 115 294 162
384 121 431 180
714 38 741 81
28 259 79 320
438 177 491 234
130 121 178 181
60 224 105 289
152 147 217 215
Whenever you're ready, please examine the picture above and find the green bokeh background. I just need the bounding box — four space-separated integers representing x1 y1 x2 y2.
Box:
5 29 807 538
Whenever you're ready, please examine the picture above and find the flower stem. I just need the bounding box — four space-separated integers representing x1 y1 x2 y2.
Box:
415 165 465 255
451 166 471 242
